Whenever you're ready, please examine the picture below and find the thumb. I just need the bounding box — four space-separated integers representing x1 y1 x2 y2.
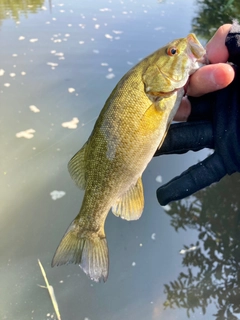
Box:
156 153 227 205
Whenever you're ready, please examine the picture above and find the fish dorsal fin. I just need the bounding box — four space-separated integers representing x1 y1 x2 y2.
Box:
68 142 87 189
112 177 144 221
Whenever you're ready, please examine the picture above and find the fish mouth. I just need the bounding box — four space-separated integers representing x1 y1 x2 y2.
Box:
197 53 209 65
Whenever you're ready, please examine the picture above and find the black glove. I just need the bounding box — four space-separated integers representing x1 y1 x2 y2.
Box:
155 22 240 206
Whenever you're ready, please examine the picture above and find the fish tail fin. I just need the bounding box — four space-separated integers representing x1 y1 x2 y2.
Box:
51 219 109 282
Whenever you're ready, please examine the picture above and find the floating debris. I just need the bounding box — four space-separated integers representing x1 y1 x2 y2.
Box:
9 73 16 77
4 83 10 87
0 69 5 76
16 129 35 139
151 233 156 240
106 73 115 79
132 262 136 267
105 34 113 40
99 8 111 12
68 88 75 93
55 52 64 57
18 36 25 41
155 175 162 183
50 190 66 200
112 30 123 34
62 117 79 129
29 38 38 43
29 105 40 113
179 246 198 255
47 62 58 69
162 204 171 212
154 26 164 31
38 259 61 320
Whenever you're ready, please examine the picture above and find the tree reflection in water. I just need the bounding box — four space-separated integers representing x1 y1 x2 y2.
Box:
0 0 47 22
191 0 240 40
163 173 240 319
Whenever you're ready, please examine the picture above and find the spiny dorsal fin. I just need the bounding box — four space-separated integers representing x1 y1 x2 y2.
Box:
112 177 144 221
68 142 87 189
51 219 109 282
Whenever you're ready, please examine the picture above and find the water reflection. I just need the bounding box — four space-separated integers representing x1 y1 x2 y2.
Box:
2 0 240 318
191 0 240 39
0 0 46 22
163 173 240 319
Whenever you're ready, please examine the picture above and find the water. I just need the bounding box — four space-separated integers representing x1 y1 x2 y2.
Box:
1 0 240 319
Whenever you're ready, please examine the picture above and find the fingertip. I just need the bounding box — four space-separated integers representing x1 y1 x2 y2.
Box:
206 24 232 63
212 63 235 89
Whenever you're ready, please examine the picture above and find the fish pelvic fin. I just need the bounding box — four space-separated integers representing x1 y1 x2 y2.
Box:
112 177 144 221
68 142 87 189
51 219 109 282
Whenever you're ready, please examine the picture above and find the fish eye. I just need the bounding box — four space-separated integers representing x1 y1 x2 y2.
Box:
167 47 178 56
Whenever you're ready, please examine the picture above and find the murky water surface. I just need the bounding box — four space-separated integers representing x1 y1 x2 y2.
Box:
1 0 240 319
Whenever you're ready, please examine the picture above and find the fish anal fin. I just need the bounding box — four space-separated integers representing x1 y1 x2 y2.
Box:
68 142 87 189
51 219 109 282
112 177 144 221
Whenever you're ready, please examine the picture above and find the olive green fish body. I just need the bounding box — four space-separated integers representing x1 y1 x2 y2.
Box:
52 34 206 282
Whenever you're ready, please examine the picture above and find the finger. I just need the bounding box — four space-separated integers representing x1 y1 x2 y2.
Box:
186 63 235 97
154 121 214 156
156 153 226 205
206 24 232 63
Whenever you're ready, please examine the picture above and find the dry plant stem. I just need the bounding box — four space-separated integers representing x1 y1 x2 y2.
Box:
38 259 62 320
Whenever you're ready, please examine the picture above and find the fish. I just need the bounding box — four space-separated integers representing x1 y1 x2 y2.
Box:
51 34 206 282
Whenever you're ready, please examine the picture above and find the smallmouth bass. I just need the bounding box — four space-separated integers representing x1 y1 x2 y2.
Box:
52 34 206 282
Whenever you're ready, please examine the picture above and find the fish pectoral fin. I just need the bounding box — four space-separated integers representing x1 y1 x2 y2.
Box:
157 127 169 151
112 177 144 221
157 122 171 150
51 219 109 282
68 142 87 189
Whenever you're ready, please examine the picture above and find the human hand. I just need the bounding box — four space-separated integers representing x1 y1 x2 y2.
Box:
175 24 235 121
155 22 240 206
